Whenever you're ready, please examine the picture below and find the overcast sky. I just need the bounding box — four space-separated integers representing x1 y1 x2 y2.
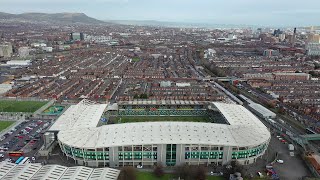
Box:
0 0 319 26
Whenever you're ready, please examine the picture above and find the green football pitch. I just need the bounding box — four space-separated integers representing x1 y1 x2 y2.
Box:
116 116 211 123
0 100 48 113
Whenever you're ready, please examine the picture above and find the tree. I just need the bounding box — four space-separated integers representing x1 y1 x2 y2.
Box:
133 94 139 99
118 166 137 180
140 93 148 99
173 164 191 180
278 107 286 114
193 166 206 180
153 163 164 177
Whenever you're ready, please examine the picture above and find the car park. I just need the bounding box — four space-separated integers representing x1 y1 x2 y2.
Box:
0 120 47 158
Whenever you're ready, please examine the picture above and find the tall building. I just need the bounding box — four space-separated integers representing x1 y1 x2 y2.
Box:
292 28 297 47
273 29 283 37
278 34 286 42
263 49 279 57
307 34 320 43
0 43 13 58
70 32 84 41
306 43 320 56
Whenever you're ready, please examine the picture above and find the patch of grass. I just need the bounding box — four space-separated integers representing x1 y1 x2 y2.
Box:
0 121 14 132
136 172 224 180
0 101 48 113
207 176 225 180
137 172 172 180
117 116 210 123
132 57 140 62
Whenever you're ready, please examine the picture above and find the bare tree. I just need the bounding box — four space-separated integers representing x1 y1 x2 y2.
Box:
153 162 164 177
118 166 137 180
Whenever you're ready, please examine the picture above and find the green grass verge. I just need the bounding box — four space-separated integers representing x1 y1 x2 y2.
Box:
137 172 172 180
0 101 48 113
117 116 211 123
0 121 14 132
132 57 140 62
136 172 224 180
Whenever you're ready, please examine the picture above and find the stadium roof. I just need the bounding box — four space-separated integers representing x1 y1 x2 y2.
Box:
49 99 107 131
117 100 207 106
0 162 120 180
58 102 270 148
248 103 276 118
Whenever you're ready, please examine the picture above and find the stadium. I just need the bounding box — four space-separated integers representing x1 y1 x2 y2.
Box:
47 99 270 168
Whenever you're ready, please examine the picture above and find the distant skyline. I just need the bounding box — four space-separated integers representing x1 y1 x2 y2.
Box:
0 0 319 26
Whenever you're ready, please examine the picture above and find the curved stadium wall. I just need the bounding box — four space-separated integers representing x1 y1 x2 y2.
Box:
56 102 271 168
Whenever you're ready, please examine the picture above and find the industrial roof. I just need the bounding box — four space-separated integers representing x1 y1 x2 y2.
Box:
248 103 276 118
0 162 120 180
58 102 270 149
30 165 67 180
2 163 43 180
88 168 120 180
0 161 16 179
49 99 107 131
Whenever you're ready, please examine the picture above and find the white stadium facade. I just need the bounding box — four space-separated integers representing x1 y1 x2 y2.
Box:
47 99 270 168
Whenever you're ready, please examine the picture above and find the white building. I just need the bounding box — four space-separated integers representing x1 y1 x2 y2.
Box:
85 35 112 43
31 43 47 48
52 101 270 168
176 82 191 87
6 60 32 66
0 84 12 95
307 43 320 56
42 47 53 52
18 47 30 57
0 43 13 58
160 81 172 87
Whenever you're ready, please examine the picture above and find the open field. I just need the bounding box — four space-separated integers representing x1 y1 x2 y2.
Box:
0 100 47 112
0 121 14 132
136 172 224 180
116 116 211 123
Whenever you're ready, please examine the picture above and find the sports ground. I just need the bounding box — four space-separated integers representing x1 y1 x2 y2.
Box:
116 116 211 123
0 100 48 112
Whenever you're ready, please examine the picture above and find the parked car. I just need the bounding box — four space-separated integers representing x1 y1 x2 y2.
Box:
277 159 284 164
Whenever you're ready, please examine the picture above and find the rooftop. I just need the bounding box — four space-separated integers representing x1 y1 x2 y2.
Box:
49 99 107 131
58 102 270 148
0 162 120 180
117 100 208 106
